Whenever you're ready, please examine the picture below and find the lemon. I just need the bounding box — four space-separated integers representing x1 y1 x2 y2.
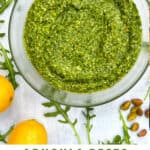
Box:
8 119 48 144
0 75 14 112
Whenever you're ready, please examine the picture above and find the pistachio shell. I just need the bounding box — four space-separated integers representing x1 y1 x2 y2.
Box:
137 129 147 137
136 108 143 116
130 122 139 131
127 112 137 121
131 99 143 106
120 101 131 110
145 109 150 118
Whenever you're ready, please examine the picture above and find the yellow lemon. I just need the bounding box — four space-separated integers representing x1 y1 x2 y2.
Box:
8 119 48 144
0 75 14 112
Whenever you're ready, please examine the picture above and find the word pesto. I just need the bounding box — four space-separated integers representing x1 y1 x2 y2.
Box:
24 0 142 93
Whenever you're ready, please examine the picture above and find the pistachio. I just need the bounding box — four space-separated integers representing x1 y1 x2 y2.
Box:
136 108 143 116
127 112 137 121
120 101 131 110
130 122 139 131
131 106 139 113
137 129 147 137
145 109 150 118
131 99 143 106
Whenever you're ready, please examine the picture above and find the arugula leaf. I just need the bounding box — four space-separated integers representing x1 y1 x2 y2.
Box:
0 19 5 38
99 110 132 145
112 135 124 144
144 86 150 101
0 33 5 37
0 43 19 89
99 135 124 145
0 20 4 23
0 0 13 14
119 110 131 144
82 107 96 144
42 100 82 144
0 125 14 143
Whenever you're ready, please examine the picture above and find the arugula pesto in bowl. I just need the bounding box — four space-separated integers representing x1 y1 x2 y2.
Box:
9 0 148 106
24 0 141 93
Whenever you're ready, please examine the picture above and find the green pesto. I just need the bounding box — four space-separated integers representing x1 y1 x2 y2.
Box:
24 0 142 93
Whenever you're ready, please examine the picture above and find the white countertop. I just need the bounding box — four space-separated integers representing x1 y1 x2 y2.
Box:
0 0 149 144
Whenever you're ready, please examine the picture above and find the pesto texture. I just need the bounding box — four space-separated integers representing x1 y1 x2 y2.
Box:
24 0 142 93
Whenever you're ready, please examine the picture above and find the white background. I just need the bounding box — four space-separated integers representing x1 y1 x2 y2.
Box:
0 0 149 145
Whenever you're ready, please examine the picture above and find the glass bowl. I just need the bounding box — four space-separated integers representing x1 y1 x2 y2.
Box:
9 0 149 107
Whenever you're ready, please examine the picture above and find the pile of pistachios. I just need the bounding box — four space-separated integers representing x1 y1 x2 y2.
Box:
120 99 150 137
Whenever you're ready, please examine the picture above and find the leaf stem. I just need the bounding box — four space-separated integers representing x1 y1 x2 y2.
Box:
144 86 150 101
86 108 92 144
0 125 14 143
0 43 18 89
82 107 96 144
54 103 82 144
87 118 91 144
69 121 82 144
119 110 131 144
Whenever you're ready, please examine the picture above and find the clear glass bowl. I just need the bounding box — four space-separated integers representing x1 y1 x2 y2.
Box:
9 0 149 107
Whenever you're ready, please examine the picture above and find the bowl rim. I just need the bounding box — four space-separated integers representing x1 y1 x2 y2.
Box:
8 0 149 107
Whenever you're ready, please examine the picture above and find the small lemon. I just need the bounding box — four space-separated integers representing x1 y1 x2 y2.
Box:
8 119 48 144
0 75 14 112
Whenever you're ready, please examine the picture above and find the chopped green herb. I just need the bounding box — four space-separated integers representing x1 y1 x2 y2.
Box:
24 0 142 93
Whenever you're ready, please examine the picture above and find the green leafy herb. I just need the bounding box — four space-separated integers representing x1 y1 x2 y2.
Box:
99 110 131 145
82 107 96 144
112 135 124 144
0 20 4 23
0 0 18 88
0 33 5 37
144 86 150 101
0 20 5 38
99 135 124 144
119 110 131 144
0 43 19 89
0 0 13 14
42 100 82 144
0 0 13 37
0 125 14 143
